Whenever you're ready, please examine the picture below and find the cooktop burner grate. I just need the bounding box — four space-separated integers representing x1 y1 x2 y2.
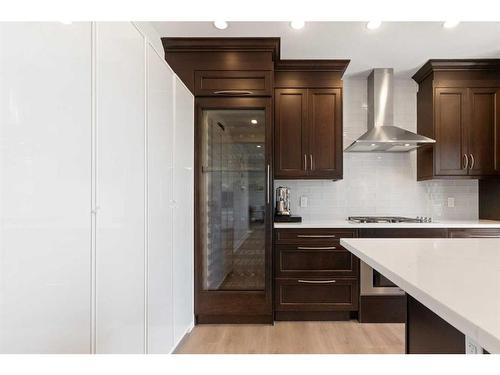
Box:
348 216 432 223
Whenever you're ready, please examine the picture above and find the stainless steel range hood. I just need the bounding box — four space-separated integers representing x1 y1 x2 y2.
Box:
344 68 435 152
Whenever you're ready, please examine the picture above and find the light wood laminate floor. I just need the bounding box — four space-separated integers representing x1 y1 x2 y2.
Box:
175 321 405 354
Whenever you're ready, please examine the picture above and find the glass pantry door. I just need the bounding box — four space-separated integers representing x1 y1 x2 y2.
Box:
195 97 272 322
200 108 266 291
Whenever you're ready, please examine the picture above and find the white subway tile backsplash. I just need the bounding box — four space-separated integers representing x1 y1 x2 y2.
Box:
275 78 478 221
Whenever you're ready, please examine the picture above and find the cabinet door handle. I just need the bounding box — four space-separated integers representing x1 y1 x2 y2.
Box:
310 154 313 170
463 154 469 169
298 279 336 284
297 234 336 238
304 154 307 171
470 154 475 170
266 164 270 204
213 90 253 95
297 246 337 250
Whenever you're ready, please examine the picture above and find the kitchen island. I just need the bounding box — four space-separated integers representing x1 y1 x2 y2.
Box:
340 237 500 354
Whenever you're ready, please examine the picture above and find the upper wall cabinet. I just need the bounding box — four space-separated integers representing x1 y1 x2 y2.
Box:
274 60 349 180
413 59 500 180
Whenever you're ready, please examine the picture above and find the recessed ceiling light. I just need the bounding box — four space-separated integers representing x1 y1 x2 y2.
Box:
250 119 258 124
371 143 377 147
290 21 305 30
256 145 262 148
404 143 411 147
213 21 228 30
443 21 460 28
366 21 382 30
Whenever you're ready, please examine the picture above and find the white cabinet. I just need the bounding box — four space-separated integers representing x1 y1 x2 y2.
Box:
95 22 145 354
146 44 175 353
0 22 92 353
172 78 195 344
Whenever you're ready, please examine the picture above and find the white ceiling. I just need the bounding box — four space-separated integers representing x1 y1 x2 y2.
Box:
151 22 500 78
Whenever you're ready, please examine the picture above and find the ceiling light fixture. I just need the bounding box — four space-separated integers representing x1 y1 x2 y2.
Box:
213 21 228 30
443 21 460 28
366 21 382 30
250 119 258 124
290 21 305 30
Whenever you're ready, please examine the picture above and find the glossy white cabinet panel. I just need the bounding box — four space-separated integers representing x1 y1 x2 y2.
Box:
172 78 195 344
95 22 145 354
146 44 175 354
0 22 92 353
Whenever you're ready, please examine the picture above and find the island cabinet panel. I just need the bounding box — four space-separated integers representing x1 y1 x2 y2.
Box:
412 59 500 180
274 228 359 321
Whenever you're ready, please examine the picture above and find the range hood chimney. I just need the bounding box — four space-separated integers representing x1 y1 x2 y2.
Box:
344 68 435 152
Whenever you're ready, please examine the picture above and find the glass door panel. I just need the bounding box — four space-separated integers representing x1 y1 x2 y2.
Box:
200 109 266 291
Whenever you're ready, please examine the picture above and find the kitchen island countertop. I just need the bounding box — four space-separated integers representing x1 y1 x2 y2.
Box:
340 237 500 354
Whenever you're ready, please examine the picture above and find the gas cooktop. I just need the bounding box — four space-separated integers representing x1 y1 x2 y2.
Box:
348 216 432 223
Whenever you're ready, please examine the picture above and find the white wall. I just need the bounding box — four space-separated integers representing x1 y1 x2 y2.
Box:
275 78 478 221
0 22 194 354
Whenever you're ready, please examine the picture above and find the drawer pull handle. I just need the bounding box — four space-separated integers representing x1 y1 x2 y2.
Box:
297 234 336 238
297 246 337 250
298 279 336 284
213 90 253 95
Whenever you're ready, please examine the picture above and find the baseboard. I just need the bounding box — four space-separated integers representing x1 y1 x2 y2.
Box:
359 295 406 323
275 311 351 321
196 314 274 324
170 320 195 354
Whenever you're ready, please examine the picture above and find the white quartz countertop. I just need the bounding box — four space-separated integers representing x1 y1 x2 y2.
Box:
274 219 500 229
340 237 500 354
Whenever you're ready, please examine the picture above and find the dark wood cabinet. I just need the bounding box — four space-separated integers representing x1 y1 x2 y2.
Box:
448 228 500 238
274 228 358 320
413 59 500 180
194 70 272 97
274 60 349 180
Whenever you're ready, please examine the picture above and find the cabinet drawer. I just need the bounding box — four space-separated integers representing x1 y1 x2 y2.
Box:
275 244 358 277
275 278 358 311
194 70 272 96
275 228 356 245
448 228 500 238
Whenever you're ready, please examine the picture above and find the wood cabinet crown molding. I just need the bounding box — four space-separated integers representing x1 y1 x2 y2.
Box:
275 59 350 75
161 37 281 61
413 59 500 83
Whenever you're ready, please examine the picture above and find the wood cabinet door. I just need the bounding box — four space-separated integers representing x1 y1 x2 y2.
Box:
434 87 469 176
307 88 343 179
274 89 308 178
467 88 500 176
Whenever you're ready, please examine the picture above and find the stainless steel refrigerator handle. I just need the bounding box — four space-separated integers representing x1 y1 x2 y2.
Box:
298 279 337 284
470 154 475 170
463 154 469 169
297 246 337 250
297 234 336 238
266 164 270 204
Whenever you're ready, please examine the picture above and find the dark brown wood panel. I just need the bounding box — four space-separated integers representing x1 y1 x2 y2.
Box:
275 244 359 278
479 179 500 220
406 295 465 354
274 311 351 321
275 278 359 312
359 295 406 323
358 228 448 238
416 76 435 180
194 70 272 97
275 228 356 244
434 87 468 176
468 88 500 176
448 228 500 238
307 89 343 179
274 89 307 178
